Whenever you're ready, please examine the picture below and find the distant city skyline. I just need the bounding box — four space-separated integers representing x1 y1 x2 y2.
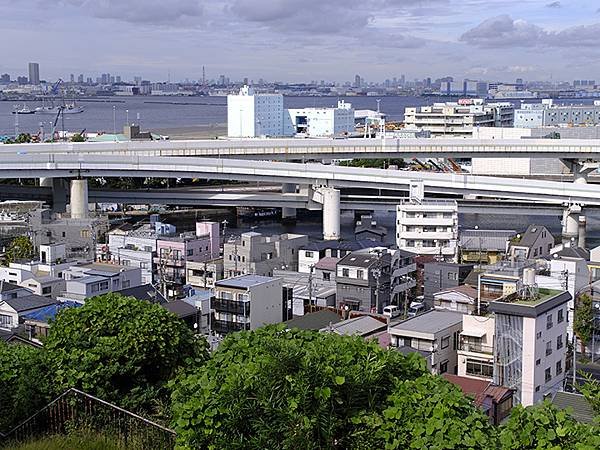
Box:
2 1 600 82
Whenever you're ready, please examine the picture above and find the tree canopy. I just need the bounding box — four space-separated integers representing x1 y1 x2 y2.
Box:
4 235 34 264
574 294 594 352
44 293 208 412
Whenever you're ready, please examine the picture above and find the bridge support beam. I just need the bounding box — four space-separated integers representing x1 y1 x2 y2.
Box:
70 179 89 219
281 183 297 224
321 187 341 241
579 215 587 249
42 178 68 213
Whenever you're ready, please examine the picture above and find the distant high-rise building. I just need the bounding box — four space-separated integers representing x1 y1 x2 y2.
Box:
70 74 75 83
0 73 10 83
109 76 115 84
134 76 142 85
354 74 361 88
86 77 93 84
28 62 40 85
243 77 249 85
115 76 121 83
516 78 524 85
77 74 84 83
17 76 28 85
400 74 406 86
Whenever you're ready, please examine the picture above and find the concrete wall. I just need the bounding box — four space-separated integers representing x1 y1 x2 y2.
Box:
248 278 284 329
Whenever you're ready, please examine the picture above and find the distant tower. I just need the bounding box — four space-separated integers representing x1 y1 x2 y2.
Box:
202 66 206 85
28 62 40 85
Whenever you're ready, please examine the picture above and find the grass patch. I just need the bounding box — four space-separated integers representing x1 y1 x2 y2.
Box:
7 432 125 450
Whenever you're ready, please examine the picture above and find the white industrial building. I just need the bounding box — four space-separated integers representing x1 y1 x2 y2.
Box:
227 85 284 138
514 99 600 128
404 99 514 137
285 100 354 137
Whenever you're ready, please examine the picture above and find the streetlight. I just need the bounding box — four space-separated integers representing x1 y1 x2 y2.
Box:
112 105 116 137
126 109 129 126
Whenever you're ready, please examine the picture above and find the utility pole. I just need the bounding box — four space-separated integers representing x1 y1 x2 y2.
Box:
308 265 314 313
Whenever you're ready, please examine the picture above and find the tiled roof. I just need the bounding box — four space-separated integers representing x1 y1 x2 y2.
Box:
2 294 58 313
285 310 341 331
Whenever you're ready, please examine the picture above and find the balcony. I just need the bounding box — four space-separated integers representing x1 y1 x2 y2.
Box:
211 319 250 335
398 218 456 227
458 341 494 355
392 264 417 278
154 256 187 267
399 232 456 241
211 298 250 316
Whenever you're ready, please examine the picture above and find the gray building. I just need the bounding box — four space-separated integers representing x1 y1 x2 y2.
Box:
224 232 308 278
423 262 474 308
28 62 40 85
61 262 142 301
336 250 391 313
514 100 600 128
391 250 417 306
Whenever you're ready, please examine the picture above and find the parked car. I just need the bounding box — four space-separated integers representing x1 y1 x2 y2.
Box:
383 304 401 319
407 301 426 318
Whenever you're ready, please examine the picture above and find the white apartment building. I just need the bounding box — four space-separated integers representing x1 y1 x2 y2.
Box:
227 85 284 137
285 100 354 137
491 289 570 406
404 99 514 137
107 224 157 285
396 199 459 260
457 314 496 380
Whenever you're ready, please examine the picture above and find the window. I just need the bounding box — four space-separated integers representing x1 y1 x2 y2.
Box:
536 359 541 366
546 314 553 330
545 367 552 383
439 360 449 374
466 360 493 378
536 331 542 340
556 360 563 375
140 262 148 270
323 272 331 281
448 272 457 281
342 268 349 277
546 341 553 356
80 230 90 238
187 249 194 256
99 281 109 290
558 309 564 323
441 335 450 349
535 386 540 392
305 251 314 258
0 314 12 328
42 286 52 295
122 280 130 289
357 270 364 279
557 335 563 350
144 246 152 252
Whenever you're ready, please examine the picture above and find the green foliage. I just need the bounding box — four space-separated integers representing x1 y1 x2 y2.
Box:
351 376 496 449
5 235 34 264
579 372 600 415
0 343 50 432
575 294 594 349
171 325 432 449
44 293 208 413
499 401 600 449
70 133 85 142
10 431 127 450
5 133 33 144
339 158 405 169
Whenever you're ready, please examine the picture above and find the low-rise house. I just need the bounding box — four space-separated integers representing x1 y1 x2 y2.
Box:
459 229 515 265
423 262 474 308
354 215 387 242
61 262 142 301
336 250 391 313
389 309 463 375
22 301 82 340
211 275 284 336
551 392 596 424
322 315 387 338
186 258 224 289
273 269 337 316
298 240 379 273
0 293 58 331
313 257 339 282
434 285 479 314
510 225 554 261
443 374 513 426
285 309 342 331
162 300 200 331
117 284 167 304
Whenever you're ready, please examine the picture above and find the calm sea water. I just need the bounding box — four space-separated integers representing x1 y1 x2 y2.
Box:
0 95 446 136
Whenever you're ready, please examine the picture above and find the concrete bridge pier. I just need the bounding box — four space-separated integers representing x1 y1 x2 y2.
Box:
281 183 297 224
40 178 68 213
562 204 581 245
579 215 587 249
70 178 89 219
321 187 341 241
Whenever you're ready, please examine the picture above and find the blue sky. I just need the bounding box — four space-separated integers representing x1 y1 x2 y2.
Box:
1 0 599 82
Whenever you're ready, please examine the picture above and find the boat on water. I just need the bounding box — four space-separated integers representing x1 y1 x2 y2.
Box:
35 102 84 114
11 105 35 114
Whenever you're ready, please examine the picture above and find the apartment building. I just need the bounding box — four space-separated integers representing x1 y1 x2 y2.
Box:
336 250 391 313
457 314 496 380
390 250 417 306
298 240 378 273
211 275 284 336
61 262 142 301
491 288 570 406
223 232 308 278
396 199 459 260
106 223 159 285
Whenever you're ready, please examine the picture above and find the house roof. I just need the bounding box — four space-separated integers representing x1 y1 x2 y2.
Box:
314 257 340 271
285 310 341 331
443 374 512 406
2 294 58 313
118 284 167 305
395 345 432 358
552 392 596 424
302 239 380 252
0 330 42 348
516 224 551 249
459 229 516 252
0 281 23 293
216 274 276 289
21 301 82 323
436 284 478 299
464 269 485 287
161 300 197 318
553 247 590 260
324 315 386 336
390 310 463 335
337 252 387 269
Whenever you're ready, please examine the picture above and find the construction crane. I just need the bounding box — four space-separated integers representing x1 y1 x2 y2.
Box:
50 106 65 142
50 79 63 96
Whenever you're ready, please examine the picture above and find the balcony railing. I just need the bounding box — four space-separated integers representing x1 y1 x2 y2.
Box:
211 319 250 335
458 341 494 355
211 298 250 316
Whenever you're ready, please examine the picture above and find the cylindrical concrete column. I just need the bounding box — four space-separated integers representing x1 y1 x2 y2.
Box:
563 210 579 245
322 187 341 241
574 171 588 184
281 183 297 224
578 215 587 249
70 179 89 219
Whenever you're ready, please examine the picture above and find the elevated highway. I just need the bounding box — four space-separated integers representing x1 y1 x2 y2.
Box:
3 153 600 204
6 137 600 160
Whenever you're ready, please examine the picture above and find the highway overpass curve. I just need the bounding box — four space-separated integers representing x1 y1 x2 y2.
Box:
5 137 600 160
2 154 600 205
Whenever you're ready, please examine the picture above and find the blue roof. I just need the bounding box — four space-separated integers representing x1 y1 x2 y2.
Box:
216 275 276 289
21 301 82 322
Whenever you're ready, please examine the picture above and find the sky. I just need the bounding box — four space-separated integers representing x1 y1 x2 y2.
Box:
1 0 599 83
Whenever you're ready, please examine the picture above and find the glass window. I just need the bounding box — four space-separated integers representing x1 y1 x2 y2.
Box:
557 335 563 350
546 341 552 356
441 335 450 349
187 249 194 256
546 314 553 330
305 251 313 258
557 309 564 323
466 359 493 378
342 268 349 277
545 367 552 383
357 270 364 279
439 360 449 374
556 360 562 375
